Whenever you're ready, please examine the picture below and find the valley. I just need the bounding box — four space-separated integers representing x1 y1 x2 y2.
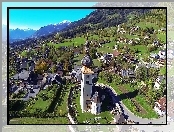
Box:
8 8 167 125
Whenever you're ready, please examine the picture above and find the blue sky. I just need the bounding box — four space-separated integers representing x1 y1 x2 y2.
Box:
2 2 97 30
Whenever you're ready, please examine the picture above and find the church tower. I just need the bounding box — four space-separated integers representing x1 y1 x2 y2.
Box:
80 40 94 113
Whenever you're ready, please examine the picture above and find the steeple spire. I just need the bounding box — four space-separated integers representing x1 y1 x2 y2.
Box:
81 40 93 68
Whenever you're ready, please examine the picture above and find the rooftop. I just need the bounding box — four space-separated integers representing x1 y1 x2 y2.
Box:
81 66 94 74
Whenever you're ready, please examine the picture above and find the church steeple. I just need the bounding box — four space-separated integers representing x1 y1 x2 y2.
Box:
81 40 93 68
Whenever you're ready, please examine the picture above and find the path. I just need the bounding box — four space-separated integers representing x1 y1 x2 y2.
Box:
96 83 166 124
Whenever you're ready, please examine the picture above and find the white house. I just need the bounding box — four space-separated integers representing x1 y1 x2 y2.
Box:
154 97 166 116
158 50 166 59
154 76 165 90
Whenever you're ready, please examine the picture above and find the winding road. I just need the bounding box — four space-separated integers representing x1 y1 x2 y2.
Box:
96 83 166 124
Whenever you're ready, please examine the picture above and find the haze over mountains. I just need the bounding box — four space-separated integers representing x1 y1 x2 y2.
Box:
2 20 71 43
31 20 71 38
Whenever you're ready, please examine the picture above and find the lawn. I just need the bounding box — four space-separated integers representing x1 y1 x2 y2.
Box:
9 85 72 124
25 87 56 114
98 79 159 119
156 33 166 42
20 50 27 57
73 89 113 124
54 84 74 116
135 22 160 30
48 37 85 48
124 84 159 119
159 66 166 75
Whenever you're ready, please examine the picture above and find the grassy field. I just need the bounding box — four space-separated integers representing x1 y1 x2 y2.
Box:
124 84 159 119
9 85 70 124
54 84 73 116
25 87 56 113
20 50 27 57
48 37 85 48
159 66 166 75
135 22 160 30
98 79 159 119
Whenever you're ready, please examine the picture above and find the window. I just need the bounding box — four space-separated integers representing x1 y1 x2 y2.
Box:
87 94 88 96
86 81 89 84
86 75 90 79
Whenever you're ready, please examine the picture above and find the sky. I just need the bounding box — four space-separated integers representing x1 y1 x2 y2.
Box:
9 9 95 30
2 2 97 30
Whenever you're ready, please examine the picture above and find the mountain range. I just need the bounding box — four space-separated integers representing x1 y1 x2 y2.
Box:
2 20 71 43
31 20 71 38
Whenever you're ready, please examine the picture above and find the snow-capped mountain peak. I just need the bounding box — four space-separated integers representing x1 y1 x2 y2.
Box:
59 20 71 24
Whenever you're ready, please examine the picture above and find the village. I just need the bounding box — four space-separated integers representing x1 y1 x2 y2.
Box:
8 20 169 124
7 7 170 125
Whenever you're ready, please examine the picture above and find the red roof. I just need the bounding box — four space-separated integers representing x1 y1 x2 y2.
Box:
158 97 166 111
113 50 120 57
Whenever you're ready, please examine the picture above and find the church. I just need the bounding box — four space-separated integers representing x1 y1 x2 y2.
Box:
80 41 104 115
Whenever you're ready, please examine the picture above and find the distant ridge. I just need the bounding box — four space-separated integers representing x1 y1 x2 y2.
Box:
31 20 71 38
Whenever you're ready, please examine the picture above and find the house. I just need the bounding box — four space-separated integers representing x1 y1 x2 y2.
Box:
120 69 135 78
154 76 165 90
158 50 166 59
100 53 113 63
12 69 30 81
19 59 35 72
154 96 166 116
113 50 120 57
70 65 82 82
10 85 18 93
150 53 160 59
51 74 62 85
152 40 160 47
135 62 159 71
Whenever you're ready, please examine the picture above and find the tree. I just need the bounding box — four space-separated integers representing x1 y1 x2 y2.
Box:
89 47 97 59
112 74 122 85
148 68 159 80
35 60 48 74
135 66 148 82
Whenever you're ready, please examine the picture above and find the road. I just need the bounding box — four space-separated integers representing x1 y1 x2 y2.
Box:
96 83 166 124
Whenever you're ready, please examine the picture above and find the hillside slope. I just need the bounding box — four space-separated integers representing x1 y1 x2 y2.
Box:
32 20 71 38
57 9 151 39
10 8 166 46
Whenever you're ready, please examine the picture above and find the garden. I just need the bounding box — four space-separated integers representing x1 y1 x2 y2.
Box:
9 84 70 124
